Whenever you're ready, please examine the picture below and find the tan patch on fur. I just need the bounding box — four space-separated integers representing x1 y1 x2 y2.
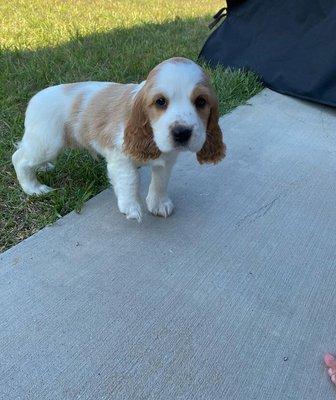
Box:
191 80 226 164
191 84 212 127
147 92 168 119
78 83 137 150
64 93 85 148
123 86 161 162
62 83 84 93
123 69 162 162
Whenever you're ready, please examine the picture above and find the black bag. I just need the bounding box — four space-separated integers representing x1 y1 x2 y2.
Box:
200 0 336 107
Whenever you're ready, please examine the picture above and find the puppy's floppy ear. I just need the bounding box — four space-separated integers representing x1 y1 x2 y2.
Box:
123 89 161 162
197 94 226 164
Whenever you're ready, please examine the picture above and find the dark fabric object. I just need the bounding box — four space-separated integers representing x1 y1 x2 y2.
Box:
226 0 245 11
200 0 336 107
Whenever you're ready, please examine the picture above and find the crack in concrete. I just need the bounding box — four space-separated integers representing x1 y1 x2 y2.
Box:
235 196 281 227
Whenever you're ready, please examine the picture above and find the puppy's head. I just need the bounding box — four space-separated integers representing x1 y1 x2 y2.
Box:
124 57 226 164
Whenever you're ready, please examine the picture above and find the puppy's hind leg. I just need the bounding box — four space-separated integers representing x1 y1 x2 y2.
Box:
12 145 52 195
13 85 68 196
12 132 62 196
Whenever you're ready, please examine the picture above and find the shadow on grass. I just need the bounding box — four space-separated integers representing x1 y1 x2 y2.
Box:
0 16 262 251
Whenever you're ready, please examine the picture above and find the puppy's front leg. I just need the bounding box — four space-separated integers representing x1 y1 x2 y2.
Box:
107 152 142 222
146 154 177 218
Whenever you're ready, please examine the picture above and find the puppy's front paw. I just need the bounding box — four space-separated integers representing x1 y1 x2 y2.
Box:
118 201 142 223
146 195 174 218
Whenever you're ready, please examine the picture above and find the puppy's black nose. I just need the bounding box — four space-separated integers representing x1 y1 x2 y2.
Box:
172 126 192 144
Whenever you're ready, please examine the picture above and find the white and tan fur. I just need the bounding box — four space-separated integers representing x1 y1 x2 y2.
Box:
12 57 226 222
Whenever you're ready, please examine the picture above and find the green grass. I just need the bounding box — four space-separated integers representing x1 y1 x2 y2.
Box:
0 0 262 252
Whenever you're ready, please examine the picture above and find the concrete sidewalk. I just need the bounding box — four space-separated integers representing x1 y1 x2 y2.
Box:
1 89 336 399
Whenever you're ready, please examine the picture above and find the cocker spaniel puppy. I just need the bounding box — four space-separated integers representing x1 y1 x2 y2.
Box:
12 57 226 222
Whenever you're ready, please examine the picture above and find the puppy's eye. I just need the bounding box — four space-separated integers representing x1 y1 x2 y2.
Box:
155 97 167 108
195 96 207 108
